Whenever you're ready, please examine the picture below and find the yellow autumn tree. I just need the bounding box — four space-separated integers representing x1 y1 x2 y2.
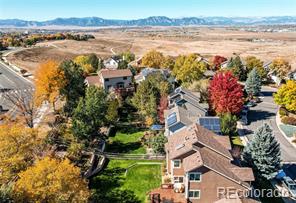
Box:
270 58 292 79
0 123 40 185
274 80 296 112
14 157 90 203
141 50 165 68
74 55 96 75
34 60 65 110
173 54 207 85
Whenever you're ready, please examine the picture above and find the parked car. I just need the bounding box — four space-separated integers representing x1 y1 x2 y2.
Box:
283 176 296 198
246 101 256 107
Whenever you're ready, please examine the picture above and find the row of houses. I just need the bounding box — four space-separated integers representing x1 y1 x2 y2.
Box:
93 56 296 93
149 87 258 203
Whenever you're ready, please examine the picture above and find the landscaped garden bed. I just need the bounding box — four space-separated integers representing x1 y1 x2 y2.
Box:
279 124 296 138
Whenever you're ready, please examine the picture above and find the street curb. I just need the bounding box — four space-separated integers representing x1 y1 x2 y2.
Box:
0 60 33 85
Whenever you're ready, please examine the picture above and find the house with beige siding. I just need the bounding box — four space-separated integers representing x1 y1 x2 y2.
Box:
85 69 134 94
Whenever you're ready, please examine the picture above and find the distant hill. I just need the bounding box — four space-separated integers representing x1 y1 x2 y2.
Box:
0 16 296 27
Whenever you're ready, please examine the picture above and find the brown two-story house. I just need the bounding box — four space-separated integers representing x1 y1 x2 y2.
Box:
85 69 134 94
151 124 256 203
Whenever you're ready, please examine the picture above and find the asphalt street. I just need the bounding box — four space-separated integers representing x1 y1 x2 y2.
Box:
0 60 33 115
245 86 296 180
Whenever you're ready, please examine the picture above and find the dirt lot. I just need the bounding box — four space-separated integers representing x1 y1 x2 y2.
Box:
6 27 296 74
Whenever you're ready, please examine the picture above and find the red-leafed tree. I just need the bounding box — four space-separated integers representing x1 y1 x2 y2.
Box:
209 71 243 115
158 96 168 124
212 55 227 70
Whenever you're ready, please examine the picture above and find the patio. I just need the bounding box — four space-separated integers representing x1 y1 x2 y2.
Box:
149 185 186 203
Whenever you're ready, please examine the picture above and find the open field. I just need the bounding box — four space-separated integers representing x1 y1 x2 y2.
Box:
6 27 296 74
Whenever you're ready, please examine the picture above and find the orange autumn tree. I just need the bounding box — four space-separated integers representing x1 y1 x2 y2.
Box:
34 60 65 110
14 157 90 203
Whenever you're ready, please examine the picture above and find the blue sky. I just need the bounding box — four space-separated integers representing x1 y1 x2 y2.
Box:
0 0 295 20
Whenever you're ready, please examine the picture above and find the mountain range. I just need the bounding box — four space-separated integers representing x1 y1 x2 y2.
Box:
0 16 296 27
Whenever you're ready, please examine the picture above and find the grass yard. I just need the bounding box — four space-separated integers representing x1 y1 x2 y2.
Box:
91 159 162 203
106 128 147 154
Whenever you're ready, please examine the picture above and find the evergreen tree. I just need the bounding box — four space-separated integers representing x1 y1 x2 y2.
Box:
243 123 281 180
59 60 86 115
87 53 99 72
245 68 262 96
72 86 107 140
117 60 128 69
106 99 120 125
227 55 247 81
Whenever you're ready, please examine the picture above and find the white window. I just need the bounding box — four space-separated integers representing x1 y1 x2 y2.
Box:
189 172 201 182
173 176 184 183
173 160 181 168
188 190 200 199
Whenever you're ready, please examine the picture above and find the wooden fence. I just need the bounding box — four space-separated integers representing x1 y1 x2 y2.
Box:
102 152 165 160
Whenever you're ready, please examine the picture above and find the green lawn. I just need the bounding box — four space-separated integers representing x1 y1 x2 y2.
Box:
91 159 162 203
106 128 146 154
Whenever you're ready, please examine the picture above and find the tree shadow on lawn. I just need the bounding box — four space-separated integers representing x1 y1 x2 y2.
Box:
90 160 141 203
117 125 146 134
106 141 143 154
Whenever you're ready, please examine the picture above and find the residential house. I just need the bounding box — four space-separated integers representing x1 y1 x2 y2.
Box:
85 69 134 94
263 61 272 72
203 70 215 79
220 60 229 69
150 124 256 203
196 56 210 67
165 87 209 136
103 56 121 69
134 68 172 84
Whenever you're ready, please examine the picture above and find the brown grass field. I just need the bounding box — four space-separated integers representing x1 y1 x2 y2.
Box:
6 27 296 74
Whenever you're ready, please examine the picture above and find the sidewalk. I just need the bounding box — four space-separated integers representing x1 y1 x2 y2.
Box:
237 122 249 146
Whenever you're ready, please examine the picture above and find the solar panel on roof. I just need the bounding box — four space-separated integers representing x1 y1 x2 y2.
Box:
197 117 221 134
167 112 177 126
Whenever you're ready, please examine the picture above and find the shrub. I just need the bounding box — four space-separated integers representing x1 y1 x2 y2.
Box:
220 113 238 136
152 134 167 154
282 116 296 126
279 107 288 117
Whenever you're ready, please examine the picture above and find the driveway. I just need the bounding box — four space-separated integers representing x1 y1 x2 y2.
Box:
244 86 296 180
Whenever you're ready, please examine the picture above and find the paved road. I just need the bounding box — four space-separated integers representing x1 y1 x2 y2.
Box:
0 59 33 115
244 86 296 181
246 86 296 163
